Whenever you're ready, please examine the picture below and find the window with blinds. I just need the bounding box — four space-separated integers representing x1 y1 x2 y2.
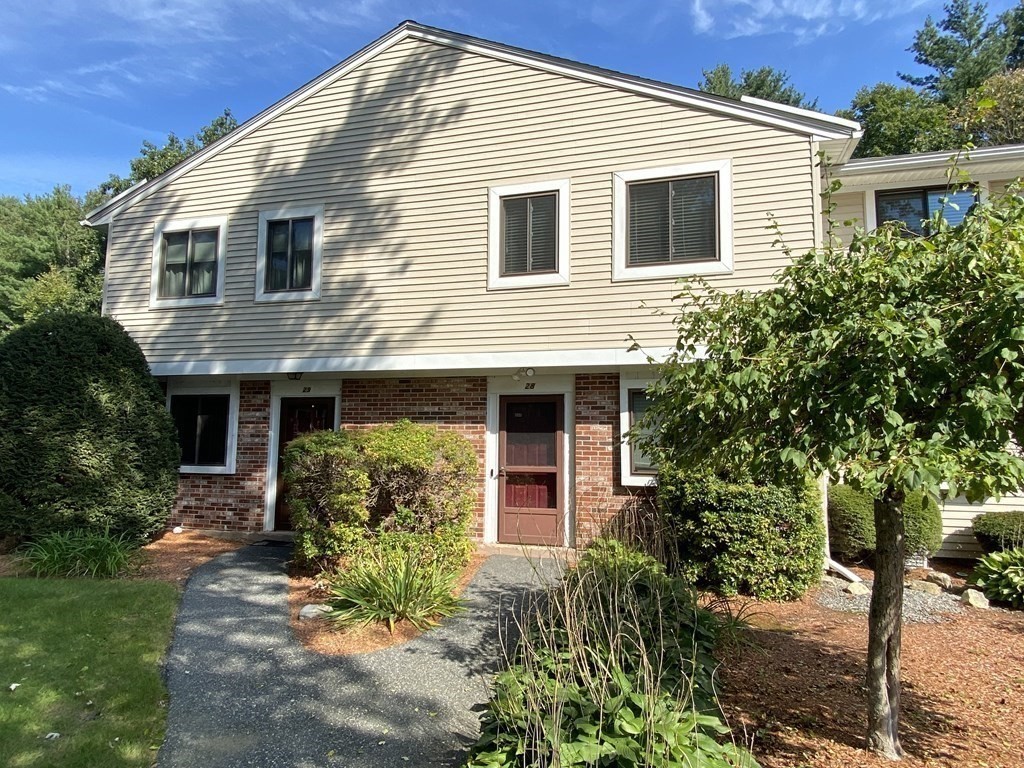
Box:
159 228 219 298
876 186 977 236
627 174 717 266
501 192 558 275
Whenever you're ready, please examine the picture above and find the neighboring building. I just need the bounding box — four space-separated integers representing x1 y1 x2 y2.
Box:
83 21 1022 556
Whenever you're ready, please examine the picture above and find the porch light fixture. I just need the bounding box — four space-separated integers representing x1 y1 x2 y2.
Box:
511 367 536 382
286 372 304 381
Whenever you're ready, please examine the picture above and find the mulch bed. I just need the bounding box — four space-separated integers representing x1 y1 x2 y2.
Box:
131 529 246 586
719 576 1024 768
288 551 488 655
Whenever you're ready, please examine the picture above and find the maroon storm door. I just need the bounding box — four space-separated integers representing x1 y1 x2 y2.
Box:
275 397 335 531
498 395 564 546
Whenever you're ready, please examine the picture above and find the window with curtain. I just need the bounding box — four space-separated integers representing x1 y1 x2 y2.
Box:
265 217 314 292
628 389 656 475
160 228 219 298
170 394 231 467
876 186 977 235
627 174 717 267
501 192 557 275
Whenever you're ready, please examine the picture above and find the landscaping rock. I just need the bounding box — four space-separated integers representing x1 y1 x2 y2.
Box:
845 581 871 596
961 589 990 609
925 571 954 590
908 580 944 596
298 603 331 620
821 574 848 589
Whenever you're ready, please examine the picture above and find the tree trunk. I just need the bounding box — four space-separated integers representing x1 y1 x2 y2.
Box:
866 484 906 760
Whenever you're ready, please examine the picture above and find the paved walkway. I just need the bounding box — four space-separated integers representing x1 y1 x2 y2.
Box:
157 543 558 768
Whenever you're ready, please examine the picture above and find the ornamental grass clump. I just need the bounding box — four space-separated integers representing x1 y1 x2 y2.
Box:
467 540 759 768
20 528 139 578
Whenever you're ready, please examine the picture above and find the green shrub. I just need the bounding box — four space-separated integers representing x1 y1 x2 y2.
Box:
283 430 370 569
326 547 463 633
0 313 179 542
972 511 1024 553
352 525 472 572
827 484 943 560
971 548 1024 609
20 528 139 578
467 540 758 768
362 419 477 534
658 471 824 600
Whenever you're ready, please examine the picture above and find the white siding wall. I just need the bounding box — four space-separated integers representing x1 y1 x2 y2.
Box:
937 493 1024 558
104 37 817 366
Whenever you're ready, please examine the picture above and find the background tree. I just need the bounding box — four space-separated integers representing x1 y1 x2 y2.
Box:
637 182 1024 758
99 108 238 197
952 67 1024 145
900 0 1015 103
698 63 818 109
840 83 957 158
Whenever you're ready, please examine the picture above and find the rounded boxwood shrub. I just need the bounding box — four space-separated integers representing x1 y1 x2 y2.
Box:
827 484 943 561
282 429 371 569
657 469 824 600
972 510 1024 553
0 313 179 542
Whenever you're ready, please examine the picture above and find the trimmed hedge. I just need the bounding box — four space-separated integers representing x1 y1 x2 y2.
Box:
0 313 179 542
827 484 943 561
658 470 824 601
972 511 1024 553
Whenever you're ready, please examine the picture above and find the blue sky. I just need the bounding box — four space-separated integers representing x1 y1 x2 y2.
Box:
1 0 1018 198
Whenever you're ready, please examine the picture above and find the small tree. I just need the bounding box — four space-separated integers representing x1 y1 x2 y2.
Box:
638 174 1024 759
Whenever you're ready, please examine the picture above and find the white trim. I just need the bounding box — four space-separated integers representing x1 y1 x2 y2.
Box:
263 379 342 532
484 375 575 546
148 345 672 378
254 204 324 303
166 380 240 474
150 216 228 308
619 377 657 488
100 217 113 317
864 190 877 231
487 179 571 290
612 159 734 282
82 23 859 227
838 144 1024 175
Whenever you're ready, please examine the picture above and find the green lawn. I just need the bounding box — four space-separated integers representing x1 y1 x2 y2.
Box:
0 577 178 768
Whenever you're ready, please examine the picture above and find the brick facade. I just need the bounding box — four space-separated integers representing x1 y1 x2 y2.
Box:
341 376 489 538
172 380 271 531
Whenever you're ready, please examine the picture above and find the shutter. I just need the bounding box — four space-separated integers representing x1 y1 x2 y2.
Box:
502 197 529 274
670 175 717 262
628 181 670 265
529 194 557 272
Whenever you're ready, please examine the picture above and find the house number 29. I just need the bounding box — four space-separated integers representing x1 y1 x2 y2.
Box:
302 386 311 393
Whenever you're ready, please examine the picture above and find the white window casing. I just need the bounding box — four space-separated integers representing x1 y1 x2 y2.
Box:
487 179 571 290
255 204 325 303
619 377 657 487
150 216 228 308
612 159 734 282
166 380 240 475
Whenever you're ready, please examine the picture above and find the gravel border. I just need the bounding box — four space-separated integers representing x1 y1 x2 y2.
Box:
817 579 964 623
157 543 558 768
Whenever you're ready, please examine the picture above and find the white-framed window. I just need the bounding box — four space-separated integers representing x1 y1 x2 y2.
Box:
488 179 570 290
166 381 239 474
612 159 733 282
255 204 324 302
151 216 228 308
619 377 657 487
874 186 977 236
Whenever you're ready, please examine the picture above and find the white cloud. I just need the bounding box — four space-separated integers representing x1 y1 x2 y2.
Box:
687 0 934 42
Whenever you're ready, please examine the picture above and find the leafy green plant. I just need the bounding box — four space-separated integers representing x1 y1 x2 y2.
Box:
20 528 139 578
971 548 1024 609
351 525 472 573
326 547 463 633
283 430 371 569
657 471 824 601
467 540 759 768
0 313 179 542
972 511 1024 553
827 484 943 561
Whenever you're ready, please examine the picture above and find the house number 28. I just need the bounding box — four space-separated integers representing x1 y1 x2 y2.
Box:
524 382 536 390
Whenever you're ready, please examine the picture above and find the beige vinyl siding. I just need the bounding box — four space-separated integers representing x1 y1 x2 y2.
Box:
937 493 1024 558
991 178 1020 195
826 191 865 248
105 37 818 365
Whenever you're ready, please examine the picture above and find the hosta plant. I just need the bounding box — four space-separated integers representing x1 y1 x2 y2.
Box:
971 548 1024 609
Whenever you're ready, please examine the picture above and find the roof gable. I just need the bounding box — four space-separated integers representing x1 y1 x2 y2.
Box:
84 21 861 226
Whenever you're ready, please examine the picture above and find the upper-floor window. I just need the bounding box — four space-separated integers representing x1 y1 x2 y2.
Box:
255 205 324 302
876 186 977 235
488 179 570 290
167 382 239 474
613 160 733 282
150 216 228 308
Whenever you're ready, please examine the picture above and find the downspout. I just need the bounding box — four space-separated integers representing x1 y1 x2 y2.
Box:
821 471 862 583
